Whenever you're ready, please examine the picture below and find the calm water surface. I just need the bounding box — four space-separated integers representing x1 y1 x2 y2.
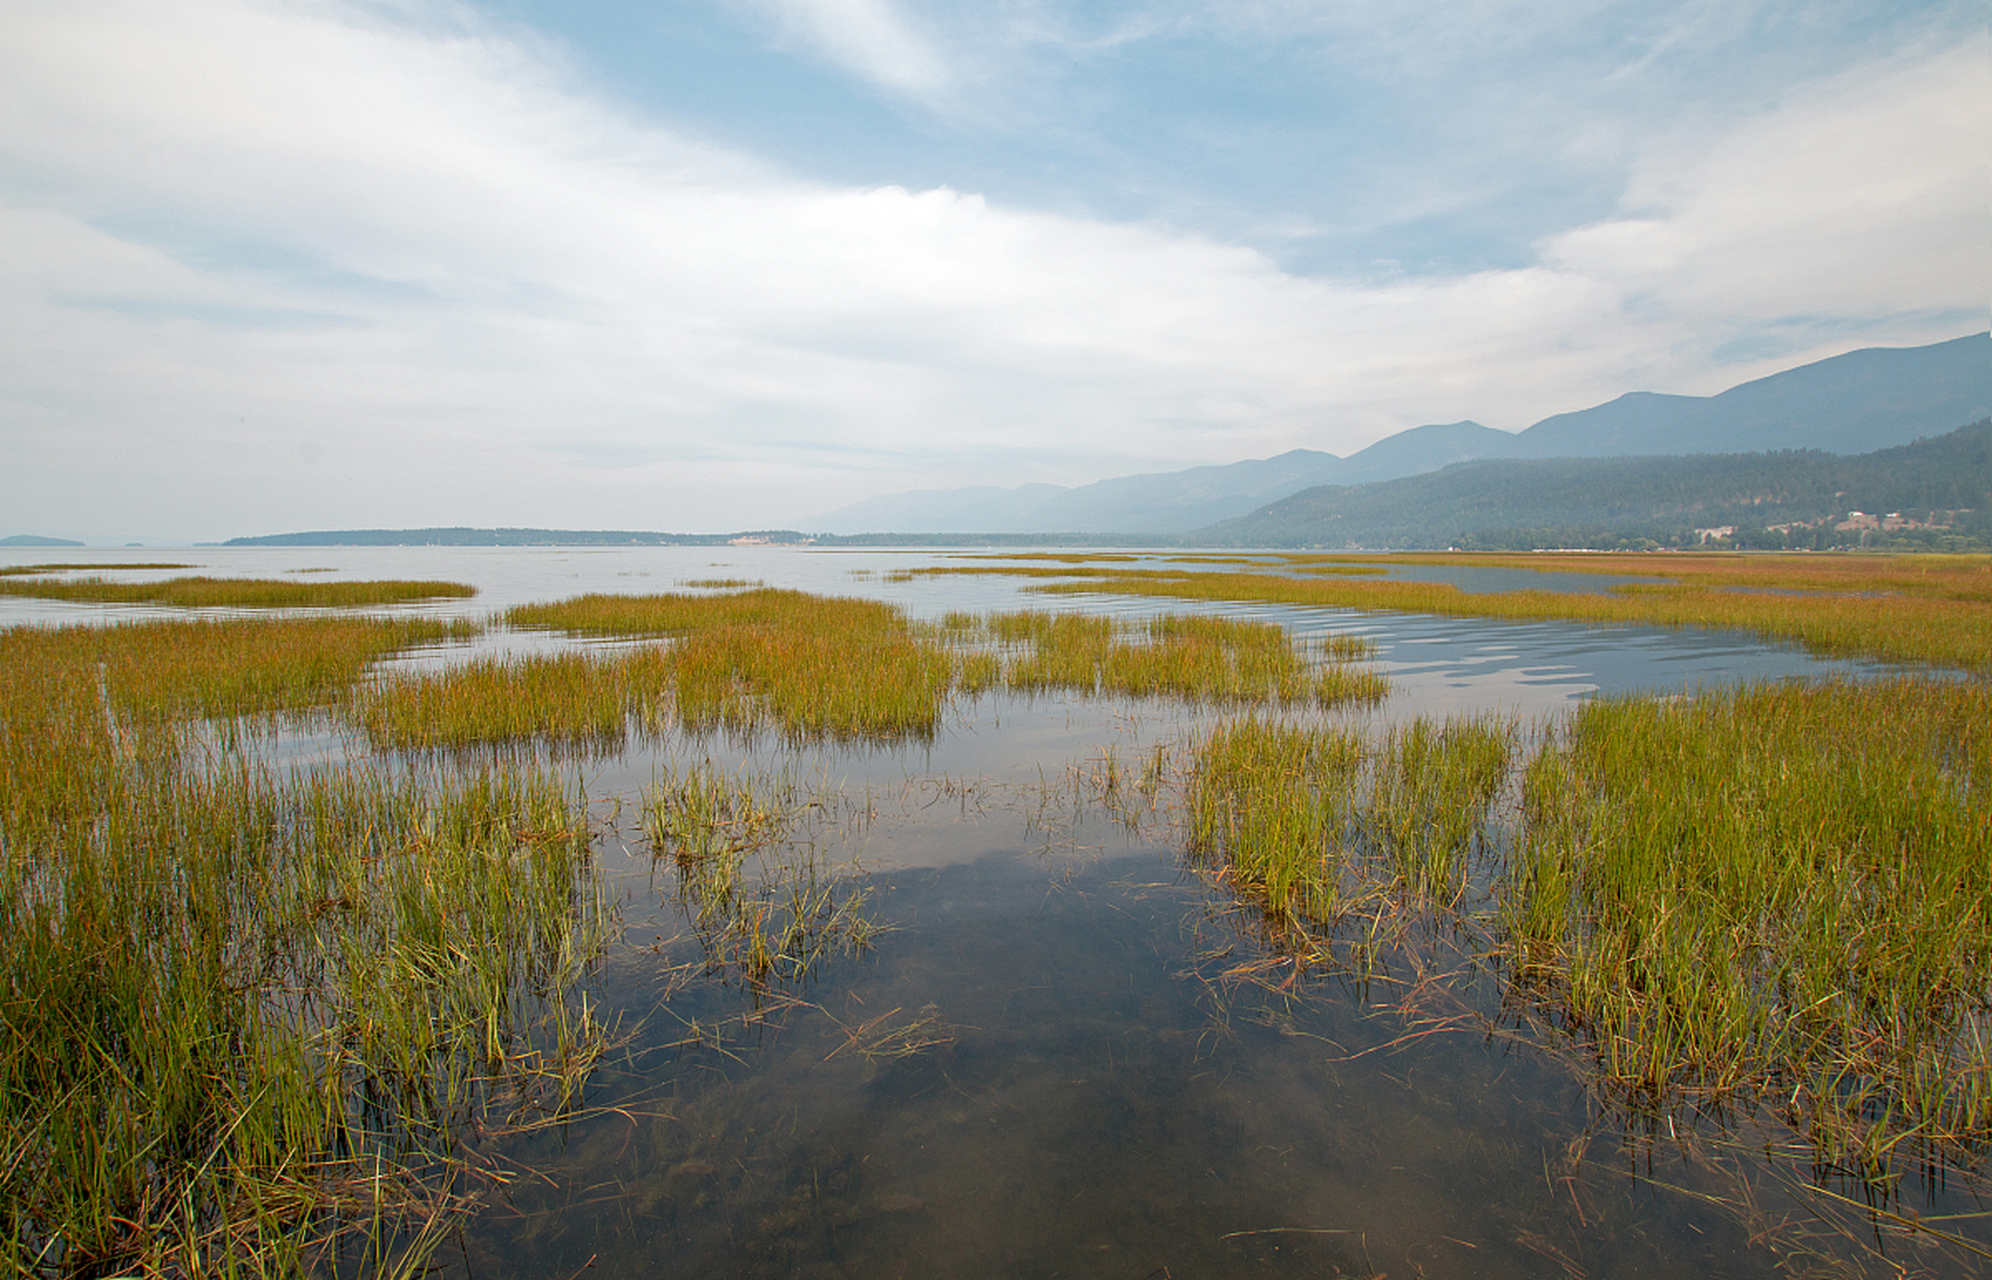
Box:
5 546 1976 1276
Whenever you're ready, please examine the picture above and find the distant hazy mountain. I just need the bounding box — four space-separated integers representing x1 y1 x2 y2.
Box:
1198 420 1992 550
810 455 1350 535
806 333 1990 534
0 534 84 547
798 483 1073 536
1505 333 1991 459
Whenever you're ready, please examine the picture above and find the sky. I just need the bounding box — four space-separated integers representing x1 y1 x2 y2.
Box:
1 0 1986 541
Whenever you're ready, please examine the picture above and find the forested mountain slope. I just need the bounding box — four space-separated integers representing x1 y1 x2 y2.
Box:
1198 420 1992 550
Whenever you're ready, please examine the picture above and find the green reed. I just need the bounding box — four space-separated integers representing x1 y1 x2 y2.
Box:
0 576 477 608
1506 678 1992 1158
907 555 1992 671
644 762 876 990
0 618 610 1277
479 590 991 744
1365 715 1514 900
992 610 1385 705
0 562 199 576
355 647 674 754
1187 720 1364 924
1185 712 1513 929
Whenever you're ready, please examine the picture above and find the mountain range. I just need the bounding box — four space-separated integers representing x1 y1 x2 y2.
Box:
1203 419 1992 550
807 333 1992 535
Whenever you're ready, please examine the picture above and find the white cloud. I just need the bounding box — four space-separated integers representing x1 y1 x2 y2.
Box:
1544 43 1989 332
0 0 1982 539
747 0 953 98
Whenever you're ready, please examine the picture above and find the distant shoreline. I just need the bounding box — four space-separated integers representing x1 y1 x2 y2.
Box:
221 527 1182 548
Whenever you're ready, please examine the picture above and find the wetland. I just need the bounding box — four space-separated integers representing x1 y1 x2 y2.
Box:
2 546 1987 1278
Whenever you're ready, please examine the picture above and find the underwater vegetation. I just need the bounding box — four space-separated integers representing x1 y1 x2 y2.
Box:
644 762 879 993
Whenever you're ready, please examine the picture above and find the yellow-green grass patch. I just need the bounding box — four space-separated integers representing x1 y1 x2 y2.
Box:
1507 677 1992 1156
991 610 1385 706
899 560 1992 671
0 618 609 1274
0 575 477 608
393 590 989 746
0 561 200 576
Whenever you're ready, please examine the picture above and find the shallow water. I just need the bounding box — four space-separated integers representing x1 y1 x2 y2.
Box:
7 545 1981 1275
0 544 1910 717
445 735 1989 1279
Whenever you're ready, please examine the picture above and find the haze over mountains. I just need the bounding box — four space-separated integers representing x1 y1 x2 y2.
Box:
1205 419 1992 551
808 334 1992 535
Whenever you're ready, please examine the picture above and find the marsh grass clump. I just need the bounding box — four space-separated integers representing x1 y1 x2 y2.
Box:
1506 677 1992 1159
0 616 468 739
1366 715 1515 900
356 646 674 754
0 561 199 576
1185 713 1513 934
0 618 612 1276
668 622 957 742
644 763 876 991
366 589 984 751
0 575 476 608
491 589 990 745
912 553 1992 671
1184 679 1992 1208
1187 720 1364 925
503 588 898 637
992 610 1385 705
647 762 793 912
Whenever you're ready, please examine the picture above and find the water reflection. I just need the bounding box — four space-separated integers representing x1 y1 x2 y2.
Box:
8 545 1976 1275
453 803 1983 1279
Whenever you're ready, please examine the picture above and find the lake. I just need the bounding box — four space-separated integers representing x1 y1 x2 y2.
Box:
3 545 1976 1277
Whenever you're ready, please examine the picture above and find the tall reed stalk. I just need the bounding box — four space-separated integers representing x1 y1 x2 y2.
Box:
644 763 876 990
992 610 1385 705
1506 678 1992 1159
1185 713 1512 927
0 618 610 1276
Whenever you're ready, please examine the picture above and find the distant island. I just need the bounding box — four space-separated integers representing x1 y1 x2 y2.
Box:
221 421 1990 554
0 534 85 547
225 527 820 548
